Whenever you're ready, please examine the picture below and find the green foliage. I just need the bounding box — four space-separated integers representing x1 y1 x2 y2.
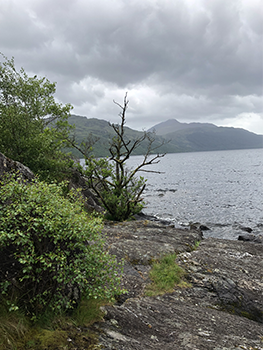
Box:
194 240 201 249
0 298 105 349
145 253 190 296
0 54 73 181
84 156 145 221
0 176 123 318
67 115 170 158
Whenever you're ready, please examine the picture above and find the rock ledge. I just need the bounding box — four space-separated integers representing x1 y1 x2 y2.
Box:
95 221 263 349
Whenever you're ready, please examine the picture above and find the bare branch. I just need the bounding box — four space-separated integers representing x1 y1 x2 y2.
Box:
66 133 100 158
138 169 165 174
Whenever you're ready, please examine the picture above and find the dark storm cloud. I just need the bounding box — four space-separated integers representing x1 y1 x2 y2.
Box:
0 0 262 132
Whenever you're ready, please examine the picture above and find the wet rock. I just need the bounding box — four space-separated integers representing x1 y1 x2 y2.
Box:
238 234 263 244
240 226 253 233
190 222 210 231
98 295 263 350
199 224 210 231
134 212 173 226
176 238 263 323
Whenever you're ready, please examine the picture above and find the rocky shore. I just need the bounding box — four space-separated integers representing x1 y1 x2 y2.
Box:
93 220 263 350
1 152 262 349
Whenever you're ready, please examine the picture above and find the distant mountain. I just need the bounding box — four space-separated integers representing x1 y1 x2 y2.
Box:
66 115 263 158
148 119 263 152
147 119 216 135
67 115 171 157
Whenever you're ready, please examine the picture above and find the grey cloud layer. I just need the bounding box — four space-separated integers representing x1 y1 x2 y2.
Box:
0 0 262 131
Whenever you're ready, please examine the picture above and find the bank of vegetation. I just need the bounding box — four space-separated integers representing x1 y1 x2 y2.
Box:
0 54 168 349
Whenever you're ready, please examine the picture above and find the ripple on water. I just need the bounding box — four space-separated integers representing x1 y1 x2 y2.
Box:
127 149 263 240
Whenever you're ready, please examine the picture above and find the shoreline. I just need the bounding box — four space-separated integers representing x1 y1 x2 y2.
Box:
134 211 263 244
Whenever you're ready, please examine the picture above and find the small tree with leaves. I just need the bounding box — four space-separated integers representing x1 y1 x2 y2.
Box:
0 54 73 182
77 93 166 221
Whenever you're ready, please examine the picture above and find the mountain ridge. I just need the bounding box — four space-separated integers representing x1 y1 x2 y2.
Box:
147 118 217 135
67 115 263 157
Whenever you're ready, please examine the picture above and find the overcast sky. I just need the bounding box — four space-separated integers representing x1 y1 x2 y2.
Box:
1 0 262 133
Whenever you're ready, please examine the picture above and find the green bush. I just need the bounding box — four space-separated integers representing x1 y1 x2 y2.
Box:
0 176 122 318
85 156 145 221
0 54 74 182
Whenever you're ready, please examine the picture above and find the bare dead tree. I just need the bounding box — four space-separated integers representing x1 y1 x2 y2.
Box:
81 92 167 221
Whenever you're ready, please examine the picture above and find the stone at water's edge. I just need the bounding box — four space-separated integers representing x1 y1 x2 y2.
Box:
238 233 263 244
94 221 263 350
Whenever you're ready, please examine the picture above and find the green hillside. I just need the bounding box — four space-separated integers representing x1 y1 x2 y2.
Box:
66 115 263 158
164 125 263 152
66 115 172 158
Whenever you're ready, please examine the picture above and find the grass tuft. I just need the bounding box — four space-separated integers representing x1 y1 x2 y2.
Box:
145 253 191 296
0 303 29 350
71 298 109 327
0 298 110 350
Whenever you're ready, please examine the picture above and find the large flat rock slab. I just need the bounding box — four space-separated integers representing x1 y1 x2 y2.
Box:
103 220 203 263
96 222 263 349
176 238 263 323
98 295 263 350
102 221 203 300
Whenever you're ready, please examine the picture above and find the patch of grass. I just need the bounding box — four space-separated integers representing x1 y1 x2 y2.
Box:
145 253 191 297
0 303 29 350
71 298 109 327
0 298 110 350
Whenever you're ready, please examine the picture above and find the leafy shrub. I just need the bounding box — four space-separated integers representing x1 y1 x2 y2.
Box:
0 176 122 318
85 156 145 221
0 54 74 182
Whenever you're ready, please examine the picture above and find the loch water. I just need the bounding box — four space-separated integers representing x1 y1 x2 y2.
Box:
127 148 263 240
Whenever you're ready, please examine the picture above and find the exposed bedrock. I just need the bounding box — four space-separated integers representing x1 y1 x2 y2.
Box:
95 221 263 349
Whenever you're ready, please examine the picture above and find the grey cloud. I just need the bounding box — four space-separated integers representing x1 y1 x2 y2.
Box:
0 2 48 51
0 0 262 133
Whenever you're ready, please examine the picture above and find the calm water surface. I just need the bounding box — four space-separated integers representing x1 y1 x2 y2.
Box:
127 148 263 240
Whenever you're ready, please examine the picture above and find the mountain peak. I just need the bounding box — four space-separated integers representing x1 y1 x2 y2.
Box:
148 119 184 135
147 119 216 135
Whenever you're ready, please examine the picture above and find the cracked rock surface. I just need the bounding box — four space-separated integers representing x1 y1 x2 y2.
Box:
94 221 263 349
